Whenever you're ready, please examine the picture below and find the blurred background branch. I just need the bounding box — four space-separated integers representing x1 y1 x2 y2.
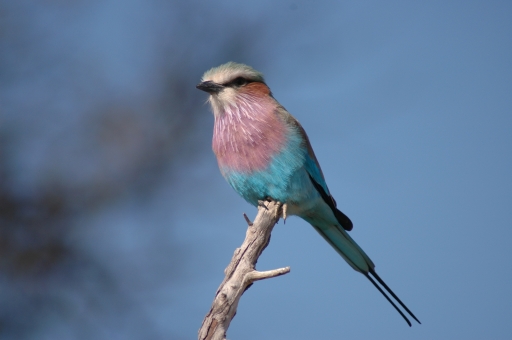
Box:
0 1 276 339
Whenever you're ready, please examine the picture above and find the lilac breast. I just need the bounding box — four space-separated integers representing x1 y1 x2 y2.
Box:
212 97 287 174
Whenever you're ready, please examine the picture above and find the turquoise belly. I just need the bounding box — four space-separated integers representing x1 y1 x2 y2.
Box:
221 141 316 207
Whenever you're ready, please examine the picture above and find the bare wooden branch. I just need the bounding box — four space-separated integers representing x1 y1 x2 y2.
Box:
244 267 290 282
242 213 253 226
198 200 290 340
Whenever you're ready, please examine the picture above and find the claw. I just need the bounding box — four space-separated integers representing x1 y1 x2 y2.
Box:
258 200 269 210
282 203 288 224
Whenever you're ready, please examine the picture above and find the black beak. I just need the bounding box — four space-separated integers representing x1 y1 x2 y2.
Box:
196 81 224 94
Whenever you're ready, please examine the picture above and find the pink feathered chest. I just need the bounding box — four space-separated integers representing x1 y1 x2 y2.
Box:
212 103 287 174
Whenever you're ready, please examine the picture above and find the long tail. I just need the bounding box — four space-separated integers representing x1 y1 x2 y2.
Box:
311 223 421 326
366 269 421 326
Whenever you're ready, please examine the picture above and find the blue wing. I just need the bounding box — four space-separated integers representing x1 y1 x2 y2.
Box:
301 127 353 231
275 105 353 231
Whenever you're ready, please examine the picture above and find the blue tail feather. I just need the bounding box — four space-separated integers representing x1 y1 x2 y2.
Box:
304 211 420 326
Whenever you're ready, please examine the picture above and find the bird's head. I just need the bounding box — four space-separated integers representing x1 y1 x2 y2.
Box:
196 62 271 116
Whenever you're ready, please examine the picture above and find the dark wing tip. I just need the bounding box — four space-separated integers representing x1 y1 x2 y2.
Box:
334 209 353 231
308 174 353 231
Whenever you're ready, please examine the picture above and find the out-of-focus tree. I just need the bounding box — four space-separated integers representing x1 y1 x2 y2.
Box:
0 1 272 339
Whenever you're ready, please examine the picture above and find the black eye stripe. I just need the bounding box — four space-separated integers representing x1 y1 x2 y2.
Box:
224 77 252 87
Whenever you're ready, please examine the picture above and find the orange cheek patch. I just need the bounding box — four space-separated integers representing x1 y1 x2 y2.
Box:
243 82 271 97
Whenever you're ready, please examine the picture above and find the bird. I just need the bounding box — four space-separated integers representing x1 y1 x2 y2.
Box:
196 62 420 326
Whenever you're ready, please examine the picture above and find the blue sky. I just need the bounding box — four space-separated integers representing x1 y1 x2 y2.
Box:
1 1 511 339
186 1 512 339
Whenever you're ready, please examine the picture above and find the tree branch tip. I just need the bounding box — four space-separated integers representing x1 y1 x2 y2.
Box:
242 213 253 226
244 267 291 283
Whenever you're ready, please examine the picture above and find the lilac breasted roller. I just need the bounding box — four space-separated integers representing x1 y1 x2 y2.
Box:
196 62 420 326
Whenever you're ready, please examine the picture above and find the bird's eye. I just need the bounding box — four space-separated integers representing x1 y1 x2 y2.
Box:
233 77 247 87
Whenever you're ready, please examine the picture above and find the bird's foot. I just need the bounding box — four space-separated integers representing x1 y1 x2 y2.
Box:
258 196 274 210
259 198 286 222
258 199 269 210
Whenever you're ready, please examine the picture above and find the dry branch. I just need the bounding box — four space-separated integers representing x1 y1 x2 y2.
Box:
198 200 290 340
